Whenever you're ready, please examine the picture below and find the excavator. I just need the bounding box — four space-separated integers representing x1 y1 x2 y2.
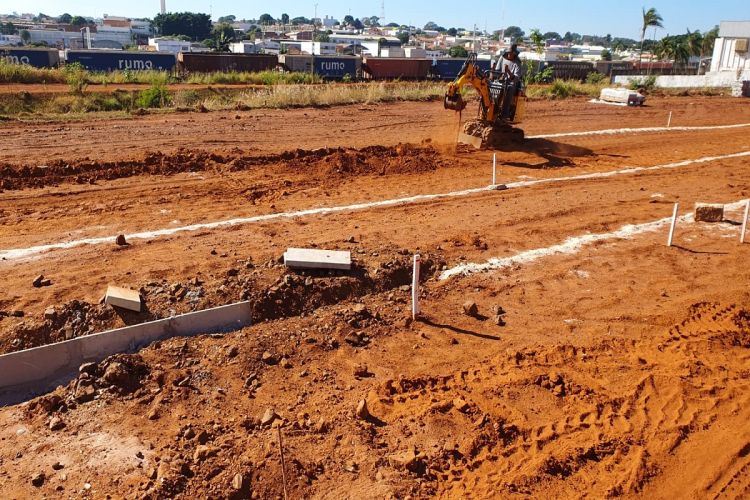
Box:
444 52 526 149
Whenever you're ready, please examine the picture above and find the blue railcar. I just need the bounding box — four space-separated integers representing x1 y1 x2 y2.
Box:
431 58 493 80
65 50 177 72
0 48 59 68
313 56 359 79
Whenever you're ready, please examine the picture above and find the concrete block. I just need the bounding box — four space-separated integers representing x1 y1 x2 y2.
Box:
105 285 142 312
0 301 253 404
695 203 724 223
284 248 351 270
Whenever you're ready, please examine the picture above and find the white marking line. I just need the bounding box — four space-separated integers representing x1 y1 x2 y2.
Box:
440 200 748 280
528 122 750 140
2 151 750 262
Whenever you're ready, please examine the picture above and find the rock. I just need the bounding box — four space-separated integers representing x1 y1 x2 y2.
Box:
74 384 96 403
33 275 45 288
183 427 196 440
52 462 64 471
31 472 45 487
388 449 418 471
193 445 218 462
40 279 52 287
453 398 469 412
462 301 479 317
260 408 278 427
79 362 97 375
231 473 245 490
261 351 277 365
102 362 131 387
353 364 369 378
280 357 292 369
115 234 127 246
11 310 24 317
196 430 209 444
494 314 506 326
43 306 56 320
695 203 724 222
147 407 159 420
355 399 370 420
49 416 65 431
226 268 239 277
225 345 239 358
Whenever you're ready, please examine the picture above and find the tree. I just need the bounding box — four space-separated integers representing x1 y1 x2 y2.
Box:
352 18 364 30
213 23 236 46
70 16 89 26
397 31 409 44
424 21 438 31
58 13 72 24
449 45 468 58
217 15 236 24
344 15 354 26
291 17 310 25
0 22 17 35
153 12 212 41
447 28 458 37
314 32 330 42
280 13 289 25
368 16 380 27
542 31 561 40
259 13 274 25
503 26 524 41
698 26 719 73
20 29 30 44
563 31 581 43
529 28 544 54
601 49 612 61
639 7 664 66
386 22 399 28
605 33 612 47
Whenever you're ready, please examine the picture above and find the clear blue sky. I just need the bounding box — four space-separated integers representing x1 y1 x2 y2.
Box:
3 0 747 40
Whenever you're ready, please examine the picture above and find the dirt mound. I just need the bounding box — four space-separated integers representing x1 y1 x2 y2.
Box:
0 144 442 191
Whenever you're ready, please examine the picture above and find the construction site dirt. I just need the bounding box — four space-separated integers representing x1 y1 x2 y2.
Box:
1 95 750 498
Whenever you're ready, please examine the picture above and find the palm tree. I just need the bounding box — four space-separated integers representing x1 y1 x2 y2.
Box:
698 26 719 74
639 7 664 67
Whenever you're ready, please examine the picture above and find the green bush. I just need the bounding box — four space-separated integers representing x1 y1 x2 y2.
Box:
585 71 608 84
63 62 88 95
628 75 657 92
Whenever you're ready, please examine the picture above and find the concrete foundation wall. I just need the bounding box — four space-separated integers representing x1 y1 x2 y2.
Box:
0 302 252 403
613 72 748 89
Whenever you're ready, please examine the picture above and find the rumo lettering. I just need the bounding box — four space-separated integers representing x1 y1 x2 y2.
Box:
118 59 155 70
1 55 31 65
320 61 346 71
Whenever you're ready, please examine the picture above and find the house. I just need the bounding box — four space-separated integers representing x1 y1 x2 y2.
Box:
710 21 750 73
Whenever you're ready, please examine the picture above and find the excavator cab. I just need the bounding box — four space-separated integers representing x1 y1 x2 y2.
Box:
444 52 525 149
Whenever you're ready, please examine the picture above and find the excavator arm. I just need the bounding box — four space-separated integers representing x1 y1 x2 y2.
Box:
443 53 499 123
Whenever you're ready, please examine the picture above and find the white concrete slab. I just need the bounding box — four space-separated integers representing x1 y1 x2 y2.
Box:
0 301 253 404
105 285 142 312
284 248 351 270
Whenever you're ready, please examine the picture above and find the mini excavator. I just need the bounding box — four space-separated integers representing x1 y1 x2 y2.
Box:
444 52 526 149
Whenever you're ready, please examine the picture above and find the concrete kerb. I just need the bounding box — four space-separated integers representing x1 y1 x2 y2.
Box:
0 301 253 405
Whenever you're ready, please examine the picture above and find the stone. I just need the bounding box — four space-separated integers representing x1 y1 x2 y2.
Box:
261 351 277 365
388 449 418 471
353 364 369 378
225 346 239 358
260 408 278 427
147 407 159 420
280 357 293 369
79 362 97 375
32 275 45 288
462 301 479 317
494 315 506 326
355 399 370 420
115 234 127 246
31 472 45 487
43 306 56 320
231 473 245 490
695 203 724 222
74 384 96 403
453 398 470 412
193 445 218 462
52 461 64 470
49 416 65 431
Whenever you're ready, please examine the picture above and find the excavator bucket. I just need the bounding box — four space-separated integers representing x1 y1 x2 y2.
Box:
443 93 466 111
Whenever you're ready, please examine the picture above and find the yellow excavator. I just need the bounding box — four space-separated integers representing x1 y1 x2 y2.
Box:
444 52 526 149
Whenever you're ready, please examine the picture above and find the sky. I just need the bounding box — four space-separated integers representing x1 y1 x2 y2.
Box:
3 0 747 40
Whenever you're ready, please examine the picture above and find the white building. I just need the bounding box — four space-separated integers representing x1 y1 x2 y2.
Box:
299 41 337 55
0 34 22 45
230 41 259 54
149 37 191 53
710 21 750 73
322 16 338 28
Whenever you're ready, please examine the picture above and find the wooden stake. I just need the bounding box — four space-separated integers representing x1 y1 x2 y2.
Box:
667 203 679 247
492 153 497 185
412 254 421 319
741 199 750 244
277 427 289 500
667 111 672 127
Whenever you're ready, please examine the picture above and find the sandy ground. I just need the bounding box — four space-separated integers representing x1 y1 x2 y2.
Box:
0 95 749 498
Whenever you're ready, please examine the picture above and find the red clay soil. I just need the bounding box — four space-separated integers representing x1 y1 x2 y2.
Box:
0 95 750 498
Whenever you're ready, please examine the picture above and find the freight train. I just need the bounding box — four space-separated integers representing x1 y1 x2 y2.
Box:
1 47 655 82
